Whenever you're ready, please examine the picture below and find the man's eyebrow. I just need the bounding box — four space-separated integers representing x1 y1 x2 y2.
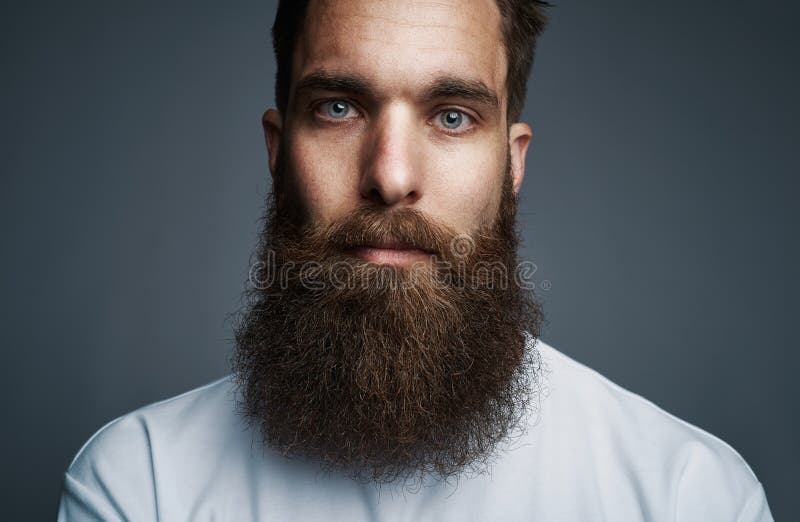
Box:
425 76 500 111
293 71 500 112
293 71 373 97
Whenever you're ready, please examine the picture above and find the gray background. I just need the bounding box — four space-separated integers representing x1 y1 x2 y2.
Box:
1 0 796 519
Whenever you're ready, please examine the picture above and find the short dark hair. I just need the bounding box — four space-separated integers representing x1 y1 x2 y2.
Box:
271 0 550 123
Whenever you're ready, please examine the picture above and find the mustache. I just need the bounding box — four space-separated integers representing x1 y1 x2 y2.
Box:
314 205 460 259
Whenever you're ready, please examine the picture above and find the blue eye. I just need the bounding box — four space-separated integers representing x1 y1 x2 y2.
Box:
321 100 354 119
438 110 471 131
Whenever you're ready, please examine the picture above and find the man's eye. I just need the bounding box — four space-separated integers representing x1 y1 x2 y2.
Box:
317 99 357 120
435 110 473 132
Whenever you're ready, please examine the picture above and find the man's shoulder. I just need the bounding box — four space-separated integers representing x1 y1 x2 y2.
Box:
68 375 238 469
536 339 758 475
65 376 241 484
533 339 770 520
59 376 245 520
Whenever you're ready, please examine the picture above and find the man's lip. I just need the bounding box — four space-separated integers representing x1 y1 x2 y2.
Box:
346 244 435 264
351 241 434 254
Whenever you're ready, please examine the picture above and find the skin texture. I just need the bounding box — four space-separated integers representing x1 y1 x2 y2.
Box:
262 0 532 240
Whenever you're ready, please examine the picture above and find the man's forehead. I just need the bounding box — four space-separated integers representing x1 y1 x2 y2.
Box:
292 0 507 104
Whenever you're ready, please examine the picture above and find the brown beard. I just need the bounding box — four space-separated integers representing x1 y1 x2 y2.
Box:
232 157 544 485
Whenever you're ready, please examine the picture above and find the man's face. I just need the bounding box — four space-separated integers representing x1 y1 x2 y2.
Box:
236 0 542 484
263 0 531 251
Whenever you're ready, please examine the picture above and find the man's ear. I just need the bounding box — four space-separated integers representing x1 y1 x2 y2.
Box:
508 122 532 196
262 109 283 178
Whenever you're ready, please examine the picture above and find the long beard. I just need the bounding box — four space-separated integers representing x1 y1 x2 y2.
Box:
233 164 544 485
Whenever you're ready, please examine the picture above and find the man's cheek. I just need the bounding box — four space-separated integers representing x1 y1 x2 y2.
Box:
432 159 503 229
287 144 361 223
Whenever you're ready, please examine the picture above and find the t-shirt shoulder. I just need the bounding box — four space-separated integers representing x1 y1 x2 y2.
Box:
537 339 759 474
66 375 235 471
534 339 768 519
59 376 237 521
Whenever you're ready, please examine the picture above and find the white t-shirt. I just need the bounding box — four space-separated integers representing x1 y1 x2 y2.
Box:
58 340 773 521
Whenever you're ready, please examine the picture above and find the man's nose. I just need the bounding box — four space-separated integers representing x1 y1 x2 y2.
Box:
358 108 422 207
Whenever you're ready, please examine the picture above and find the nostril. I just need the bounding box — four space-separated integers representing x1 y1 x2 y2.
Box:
367 188 385 205
364 187 419 207
406 190 420 204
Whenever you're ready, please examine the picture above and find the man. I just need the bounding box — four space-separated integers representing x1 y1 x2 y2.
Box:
58 0 773 520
